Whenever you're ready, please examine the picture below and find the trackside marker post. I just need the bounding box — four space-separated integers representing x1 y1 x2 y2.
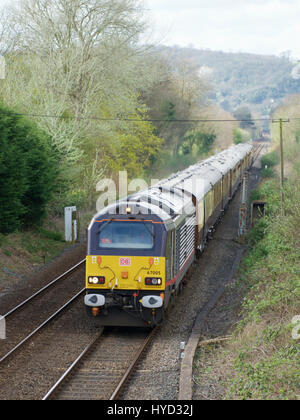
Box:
64 206 77 242
180 342 185 359
0 316 6 340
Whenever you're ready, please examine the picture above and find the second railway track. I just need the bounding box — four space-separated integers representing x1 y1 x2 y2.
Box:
0 259 86 363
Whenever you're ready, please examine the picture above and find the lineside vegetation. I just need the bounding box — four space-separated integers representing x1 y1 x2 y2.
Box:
226 179 300 399
194 164 300 400
0 103 58 234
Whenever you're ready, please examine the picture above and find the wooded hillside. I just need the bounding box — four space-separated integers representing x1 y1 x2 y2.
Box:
160 46 300 114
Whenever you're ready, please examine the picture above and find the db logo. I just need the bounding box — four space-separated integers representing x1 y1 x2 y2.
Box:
292 316 300 340
119 258 131 267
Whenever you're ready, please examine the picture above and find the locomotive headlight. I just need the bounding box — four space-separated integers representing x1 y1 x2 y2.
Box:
145 277 162 286
88 276 105 285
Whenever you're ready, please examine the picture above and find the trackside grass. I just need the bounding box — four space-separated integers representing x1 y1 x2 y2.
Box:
0 227 68 290
194 179 300 400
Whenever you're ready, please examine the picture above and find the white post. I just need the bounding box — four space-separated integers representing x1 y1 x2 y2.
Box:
64 206 77 242
0 316 6 340
180 341 185 359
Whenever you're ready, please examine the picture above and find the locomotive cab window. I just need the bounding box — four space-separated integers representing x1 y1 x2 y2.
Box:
99 221 154 250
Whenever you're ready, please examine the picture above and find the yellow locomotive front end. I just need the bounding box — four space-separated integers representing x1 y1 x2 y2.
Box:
85 215 167 327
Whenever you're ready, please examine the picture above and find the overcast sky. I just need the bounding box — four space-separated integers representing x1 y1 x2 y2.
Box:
147 0 300 58
1 0 300 58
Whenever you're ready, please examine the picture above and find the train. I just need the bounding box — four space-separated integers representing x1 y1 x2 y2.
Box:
84 143 253 327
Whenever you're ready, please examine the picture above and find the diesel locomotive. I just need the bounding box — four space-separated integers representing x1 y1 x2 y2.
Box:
85 143 253 327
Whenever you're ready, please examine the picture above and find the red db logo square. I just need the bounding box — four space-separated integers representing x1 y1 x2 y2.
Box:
119 258 131 267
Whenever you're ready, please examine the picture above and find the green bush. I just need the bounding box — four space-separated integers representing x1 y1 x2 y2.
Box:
50 188 87 216
261 167 275 178
261 151 280 169
0 103 58 234
248 217 269 247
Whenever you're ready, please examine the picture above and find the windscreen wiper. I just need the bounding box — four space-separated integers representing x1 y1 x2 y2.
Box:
140 219 155 238
97 218 114 234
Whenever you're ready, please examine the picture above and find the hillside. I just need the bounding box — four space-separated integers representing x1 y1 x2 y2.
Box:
160 46 300 114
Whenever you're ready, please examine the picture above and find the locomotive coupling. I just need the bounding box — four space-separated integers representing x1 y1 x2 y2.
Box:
142 295 163 309
84 294 105 307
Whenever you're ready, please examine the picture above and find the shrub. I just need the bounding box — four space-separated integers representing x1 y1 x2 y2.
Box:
0 104 58 234
261 151 280 169
261 167 275 178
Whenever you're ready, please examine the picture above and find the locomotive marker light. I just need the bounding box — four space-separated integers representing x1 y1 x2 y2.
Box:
88 276 105 285
145 277 162 286
0 316 6 340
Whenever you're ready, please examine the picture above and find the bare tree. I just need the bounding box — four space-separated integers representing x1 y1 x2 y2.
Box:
1 0 165 195
0 8 19 55
8 0 147 114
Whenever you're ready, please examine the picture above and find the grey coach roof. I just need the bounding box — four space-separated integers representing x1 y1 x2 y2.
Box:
92 143 253 224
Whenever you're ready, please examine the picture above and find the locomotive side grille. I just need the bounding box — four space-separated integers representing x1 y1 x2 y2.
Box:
177 216 196 271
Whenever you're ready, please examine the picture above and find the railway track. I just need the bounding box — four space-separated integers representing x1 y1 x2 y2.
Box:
0 259 86 363
43 327 158 400
253 143 266 162
0 289 85 364
3 259 86 319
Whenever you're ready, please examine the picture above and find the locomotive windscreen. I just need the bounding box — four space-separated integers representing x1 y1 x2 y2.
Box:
99 221 154 250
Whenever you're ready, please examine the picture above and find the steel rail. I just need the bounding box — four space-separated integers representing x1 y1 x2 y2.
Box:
0 288 85 364
109 326 159 400
253 144 265 162
3 259 86 319
42 329 104 401
42 327 158 401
